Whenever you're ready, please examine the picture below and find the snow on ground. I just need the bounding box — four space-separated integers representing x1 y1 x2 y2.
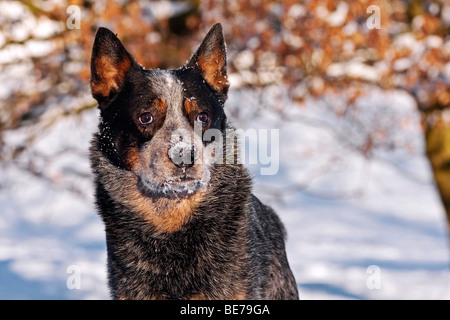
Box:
236 87 450 300
0 86 449 299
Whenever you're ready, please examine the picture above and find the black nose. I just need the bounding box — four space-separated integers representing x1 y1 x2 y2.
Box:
168 143 197 168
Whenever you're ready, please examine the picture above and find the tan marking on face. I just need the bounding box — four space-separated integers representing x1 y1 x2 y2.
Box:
184 97 212 132
184 98 198 118
91 55 132 98
123 145 140 171
135 97 167 139
152 97 167 114
150 97 167 130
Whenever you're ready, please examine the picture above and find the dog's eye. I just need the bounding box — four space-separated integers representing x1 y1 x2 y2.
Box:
138 112 153 125
196 112 209 126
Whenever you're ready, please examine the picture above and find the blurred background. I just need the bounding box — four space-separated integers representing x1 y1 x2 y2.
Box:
0 0 449 299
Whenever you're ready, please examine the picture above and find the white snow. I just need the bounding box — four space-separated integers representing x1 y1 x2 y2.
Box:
233 50 255 70
288 4 306 19
141 0 192 20
315 2 349 27
327 58 381 82
164 73 174 88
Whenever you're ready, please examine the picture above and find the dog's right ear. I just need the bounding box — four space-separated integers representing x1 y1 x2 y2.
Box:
187 24 229 102
90 27 135 106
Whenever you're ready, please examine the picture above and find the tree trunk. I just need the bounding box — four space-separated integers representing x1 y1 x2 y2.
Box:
423 110 450 232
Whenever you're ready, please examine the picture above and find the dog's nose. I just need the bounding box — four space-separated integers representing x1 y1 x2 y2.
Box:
168 142 197 168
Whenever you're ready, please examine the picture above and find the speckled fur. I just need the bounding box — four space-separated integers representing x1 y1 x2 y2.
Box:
89 24 298 300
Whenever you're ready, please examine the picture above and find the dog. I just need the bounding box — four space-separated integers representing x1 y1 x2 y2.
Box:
89 23 299 300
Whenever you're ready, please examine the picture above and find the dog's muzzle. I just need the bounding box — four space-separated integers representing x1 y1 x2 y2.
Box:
168 142 198 168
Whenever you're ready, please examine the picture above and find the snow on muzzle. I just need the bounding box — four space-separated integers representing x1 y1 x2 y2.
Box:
168 129 200 168
168 141 199 168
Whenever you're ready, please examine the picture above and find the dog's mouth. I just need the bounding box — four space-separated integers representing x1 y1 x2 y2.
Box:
137 173 208 200
132 139 213 200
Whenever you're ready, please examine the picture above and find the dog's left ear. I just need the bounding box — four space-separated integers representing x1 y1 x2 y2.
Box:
187 23 229 101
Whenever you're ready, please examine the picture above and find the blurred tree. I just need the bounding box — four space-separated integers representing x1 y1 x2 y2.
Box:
0 0 449 230
0 0 201 134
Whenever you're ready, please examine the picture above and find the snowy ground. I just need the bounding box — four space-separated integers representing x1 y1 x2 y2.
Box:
0 86 449 300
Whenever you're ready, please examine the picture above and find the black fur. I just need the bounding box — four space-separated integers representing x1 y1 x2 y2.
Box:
89 24 299 300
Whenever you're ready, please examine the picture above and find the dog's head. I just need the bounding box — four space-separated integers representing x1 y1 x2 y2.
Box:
90 24 229 200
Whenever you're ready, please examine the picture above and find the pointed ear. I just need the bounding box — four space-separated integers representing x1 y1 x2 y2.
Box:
187 23 229 101
90 27 135 106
